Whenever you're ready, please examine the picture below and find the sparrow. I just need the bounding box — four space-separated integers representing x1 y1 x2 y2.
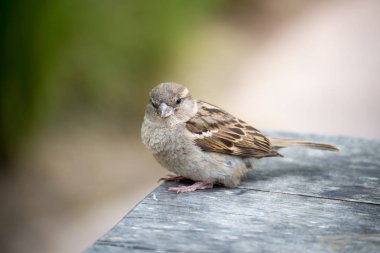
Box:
141 82 338 193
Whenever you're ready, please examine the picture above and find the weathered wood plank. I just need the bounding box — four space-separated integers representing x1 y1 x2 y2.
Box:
244 132 380 204
87 188 380 253
85 132 380 253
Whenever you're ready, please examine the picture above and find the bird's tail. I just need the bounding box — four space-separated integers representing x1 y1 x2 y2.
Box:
268 138 339 152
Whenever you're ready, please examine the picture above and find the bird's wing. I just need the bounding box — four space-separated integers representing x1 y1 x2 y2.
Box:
186 101 281 158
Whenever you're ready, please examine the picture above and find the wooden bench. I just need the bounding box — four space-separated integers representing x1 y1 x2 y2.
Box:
85 132 380 253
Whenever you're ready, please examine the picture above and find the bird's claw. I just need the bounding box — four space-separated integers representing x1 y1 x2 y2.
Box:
168 181 213 193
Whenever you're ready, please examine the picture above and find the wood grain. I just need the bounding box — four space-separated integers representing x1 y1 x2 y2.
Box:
85 132 380 253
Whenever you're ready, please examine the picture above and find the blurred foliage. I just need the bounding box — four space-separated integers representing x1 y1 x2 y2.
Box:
0 0 227 167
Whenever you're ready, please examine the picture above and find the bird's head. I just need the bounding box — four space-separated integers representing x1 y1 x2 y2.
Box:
146 82 197 125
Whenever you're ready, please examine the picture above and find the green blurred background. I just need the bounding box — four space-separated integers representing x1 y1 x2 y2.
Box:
0 0 226 165
1 1 379 253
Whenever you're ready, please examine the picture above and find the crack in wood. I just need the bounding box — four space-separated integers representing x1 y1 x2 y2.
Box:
236 187 380 206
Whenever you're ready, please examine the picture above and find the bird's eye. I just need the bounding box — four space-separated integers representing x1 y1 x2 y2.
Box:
150 100 158 108
176 98 183 105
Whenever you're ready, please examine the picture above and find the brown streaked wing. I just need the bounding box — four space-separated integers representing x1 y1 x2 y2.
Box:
186 101 281 158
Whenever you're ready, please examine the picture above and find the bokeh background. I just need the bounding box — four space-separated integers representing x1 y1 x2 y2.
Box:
1 1 379 252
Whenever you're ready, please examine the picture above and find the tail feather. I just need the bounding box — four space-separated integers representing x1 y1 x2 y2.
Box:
268 138 339 152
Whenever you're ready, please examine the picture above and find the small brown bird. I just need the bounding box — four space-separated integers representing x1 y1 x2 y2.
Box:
141 82 338 193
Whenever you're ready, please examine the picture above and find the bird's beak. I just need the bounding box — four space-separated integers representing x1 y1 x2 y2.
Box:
158 103 174 118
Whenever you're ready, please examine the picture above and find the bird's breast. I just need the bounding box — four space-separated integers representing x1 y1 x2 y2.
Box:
142 119 188 155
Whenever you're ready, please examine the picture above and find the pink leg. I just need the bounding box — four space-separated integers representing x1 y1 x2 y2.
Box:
158 175 185 182
168 181 214 193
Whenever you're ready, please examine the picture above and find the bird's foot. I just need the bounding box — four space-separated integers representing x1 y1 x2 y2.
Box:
158 175 185 182
168 181 213 193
